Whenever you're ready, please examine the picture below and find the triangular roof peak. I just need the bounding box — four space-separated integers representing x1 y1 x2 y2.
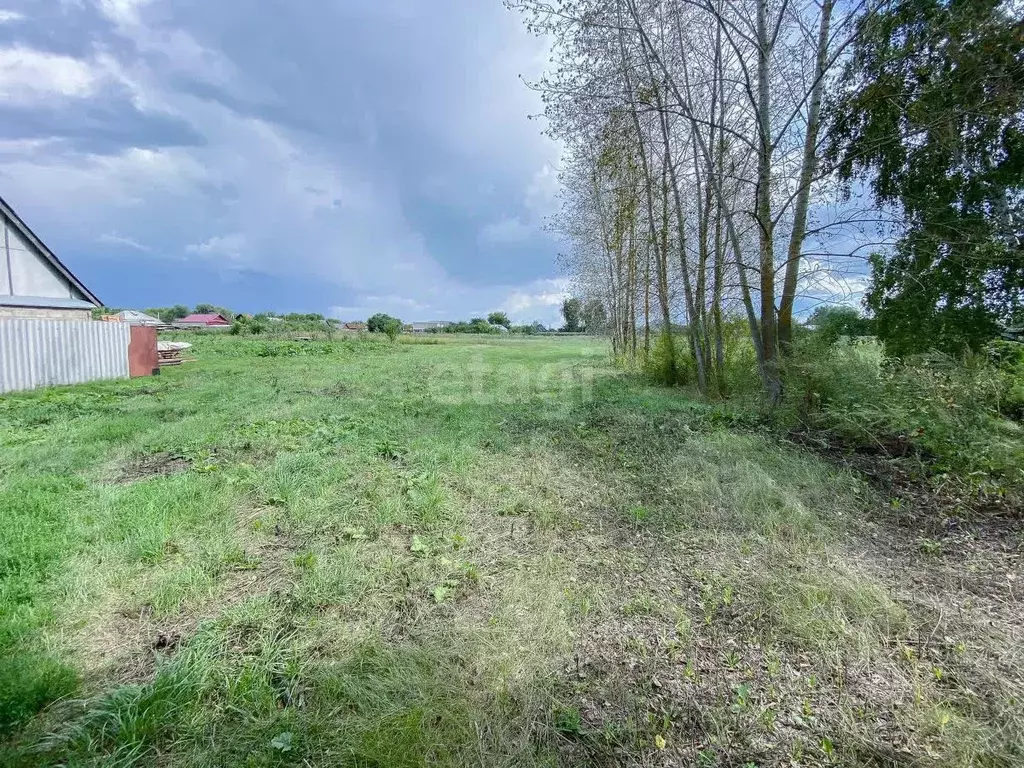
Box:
0 194 102 307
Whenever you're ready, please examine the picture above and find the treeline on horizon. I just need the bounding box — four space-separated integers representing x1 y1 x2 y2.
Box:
91 304 572 334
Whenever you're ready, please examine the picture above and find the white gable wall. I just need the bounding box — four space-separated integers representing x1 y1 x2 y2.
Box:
0 241 8 294
3 217 81 300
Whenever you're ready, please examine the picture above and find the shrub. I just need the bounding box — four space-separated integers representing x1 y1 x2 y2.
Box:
367 313 401 334
806 306 875 346
641 331 709 387
381 318 403 343
440 319 498 334
988 340 1024 420
780 338 1024 493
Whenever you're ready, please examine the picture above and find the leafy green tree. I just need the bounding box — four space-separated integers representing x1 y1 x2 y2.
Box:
367 313 401 333
830 0 1024 355
807 306 875 345
561 298 583 332
381 317 403 342
440 319 498 334
487 311 511 329
581 299 607 333
192 304 235 320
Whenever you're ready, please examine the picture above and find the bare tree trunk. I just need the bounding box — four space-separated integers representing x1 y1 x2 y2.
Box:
778 0 834 353
661 108 706 391
643 240 651 357
639 33 705 389
755 0 782 404
659 152 675 346
617 0 668 372
711 16 726 394
625 0 769 387
629 218 639 357
712 206 726 393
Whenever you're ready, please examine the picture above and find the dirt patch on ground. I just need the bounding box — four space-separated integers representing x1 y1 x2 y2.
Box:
113 451 192 483
544 501 1024 767
787 427 1022 524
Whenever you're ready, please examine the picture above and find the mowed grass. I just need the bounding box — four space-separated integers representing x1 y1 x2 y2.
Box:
1 334 1020 766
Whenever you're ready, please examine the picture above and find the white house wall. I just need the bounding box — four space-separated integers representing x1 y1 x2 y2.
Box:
4 219 78 300
0 241 8 294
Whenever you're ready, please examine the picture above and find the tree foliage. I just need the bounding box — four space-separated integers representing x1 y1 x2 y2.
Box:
194 303 235 320
381 317 403 342
807 306 875 345
830 0 1024 355
367 313 402 334
581 299 608 333
487 311 511 329
561 298 584 332
437 319 498 334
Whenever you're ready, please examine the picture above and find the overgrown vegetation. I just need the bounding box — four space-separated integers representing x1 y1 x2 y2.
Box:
510 0 1022 402
1 335 1021 766
638 317 1024 503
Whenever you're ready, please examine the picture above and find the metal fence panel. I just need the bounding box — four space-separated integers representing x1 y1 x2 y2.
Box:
0 318 131 393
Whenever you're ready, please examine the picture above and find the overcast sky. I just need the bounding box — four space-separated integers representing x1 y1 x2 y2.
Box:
0 0 568 324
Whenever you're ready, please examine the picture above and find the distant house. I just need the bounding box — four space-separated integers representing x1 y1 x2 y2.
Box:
343 321 367 332
178 313 231 327
117 310 163 326
410 321 448 333
0 194 102 321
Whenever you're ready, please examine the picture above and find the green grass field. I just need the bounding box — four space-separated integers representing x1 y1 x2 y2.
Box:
1 335 1021 766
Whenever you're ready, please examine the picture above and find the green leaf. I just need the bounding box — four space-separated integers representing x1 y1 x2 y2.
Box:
271 731 293 752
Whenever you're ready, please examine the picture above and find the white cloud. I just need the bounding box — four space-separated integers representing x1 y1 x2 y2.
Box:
0 10 24 24
0 144 208 219
97 0 152 27
480 215 532 245
97 0 243 93
186 233 246 260
99 232 150 251
0 47 104 102
500 277 569 320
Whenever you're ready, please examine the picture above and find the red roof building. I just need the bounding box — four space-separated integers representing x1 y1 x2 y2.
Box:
179 313 231 326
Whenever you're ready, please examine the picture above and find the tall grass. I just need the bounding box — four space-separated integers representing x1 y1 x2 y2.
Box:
637 326 1024 498
782 338 1024 493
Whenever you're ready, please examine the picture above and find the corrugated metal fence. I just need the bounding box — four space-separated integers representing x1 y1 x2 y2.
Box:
0 318 131 393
